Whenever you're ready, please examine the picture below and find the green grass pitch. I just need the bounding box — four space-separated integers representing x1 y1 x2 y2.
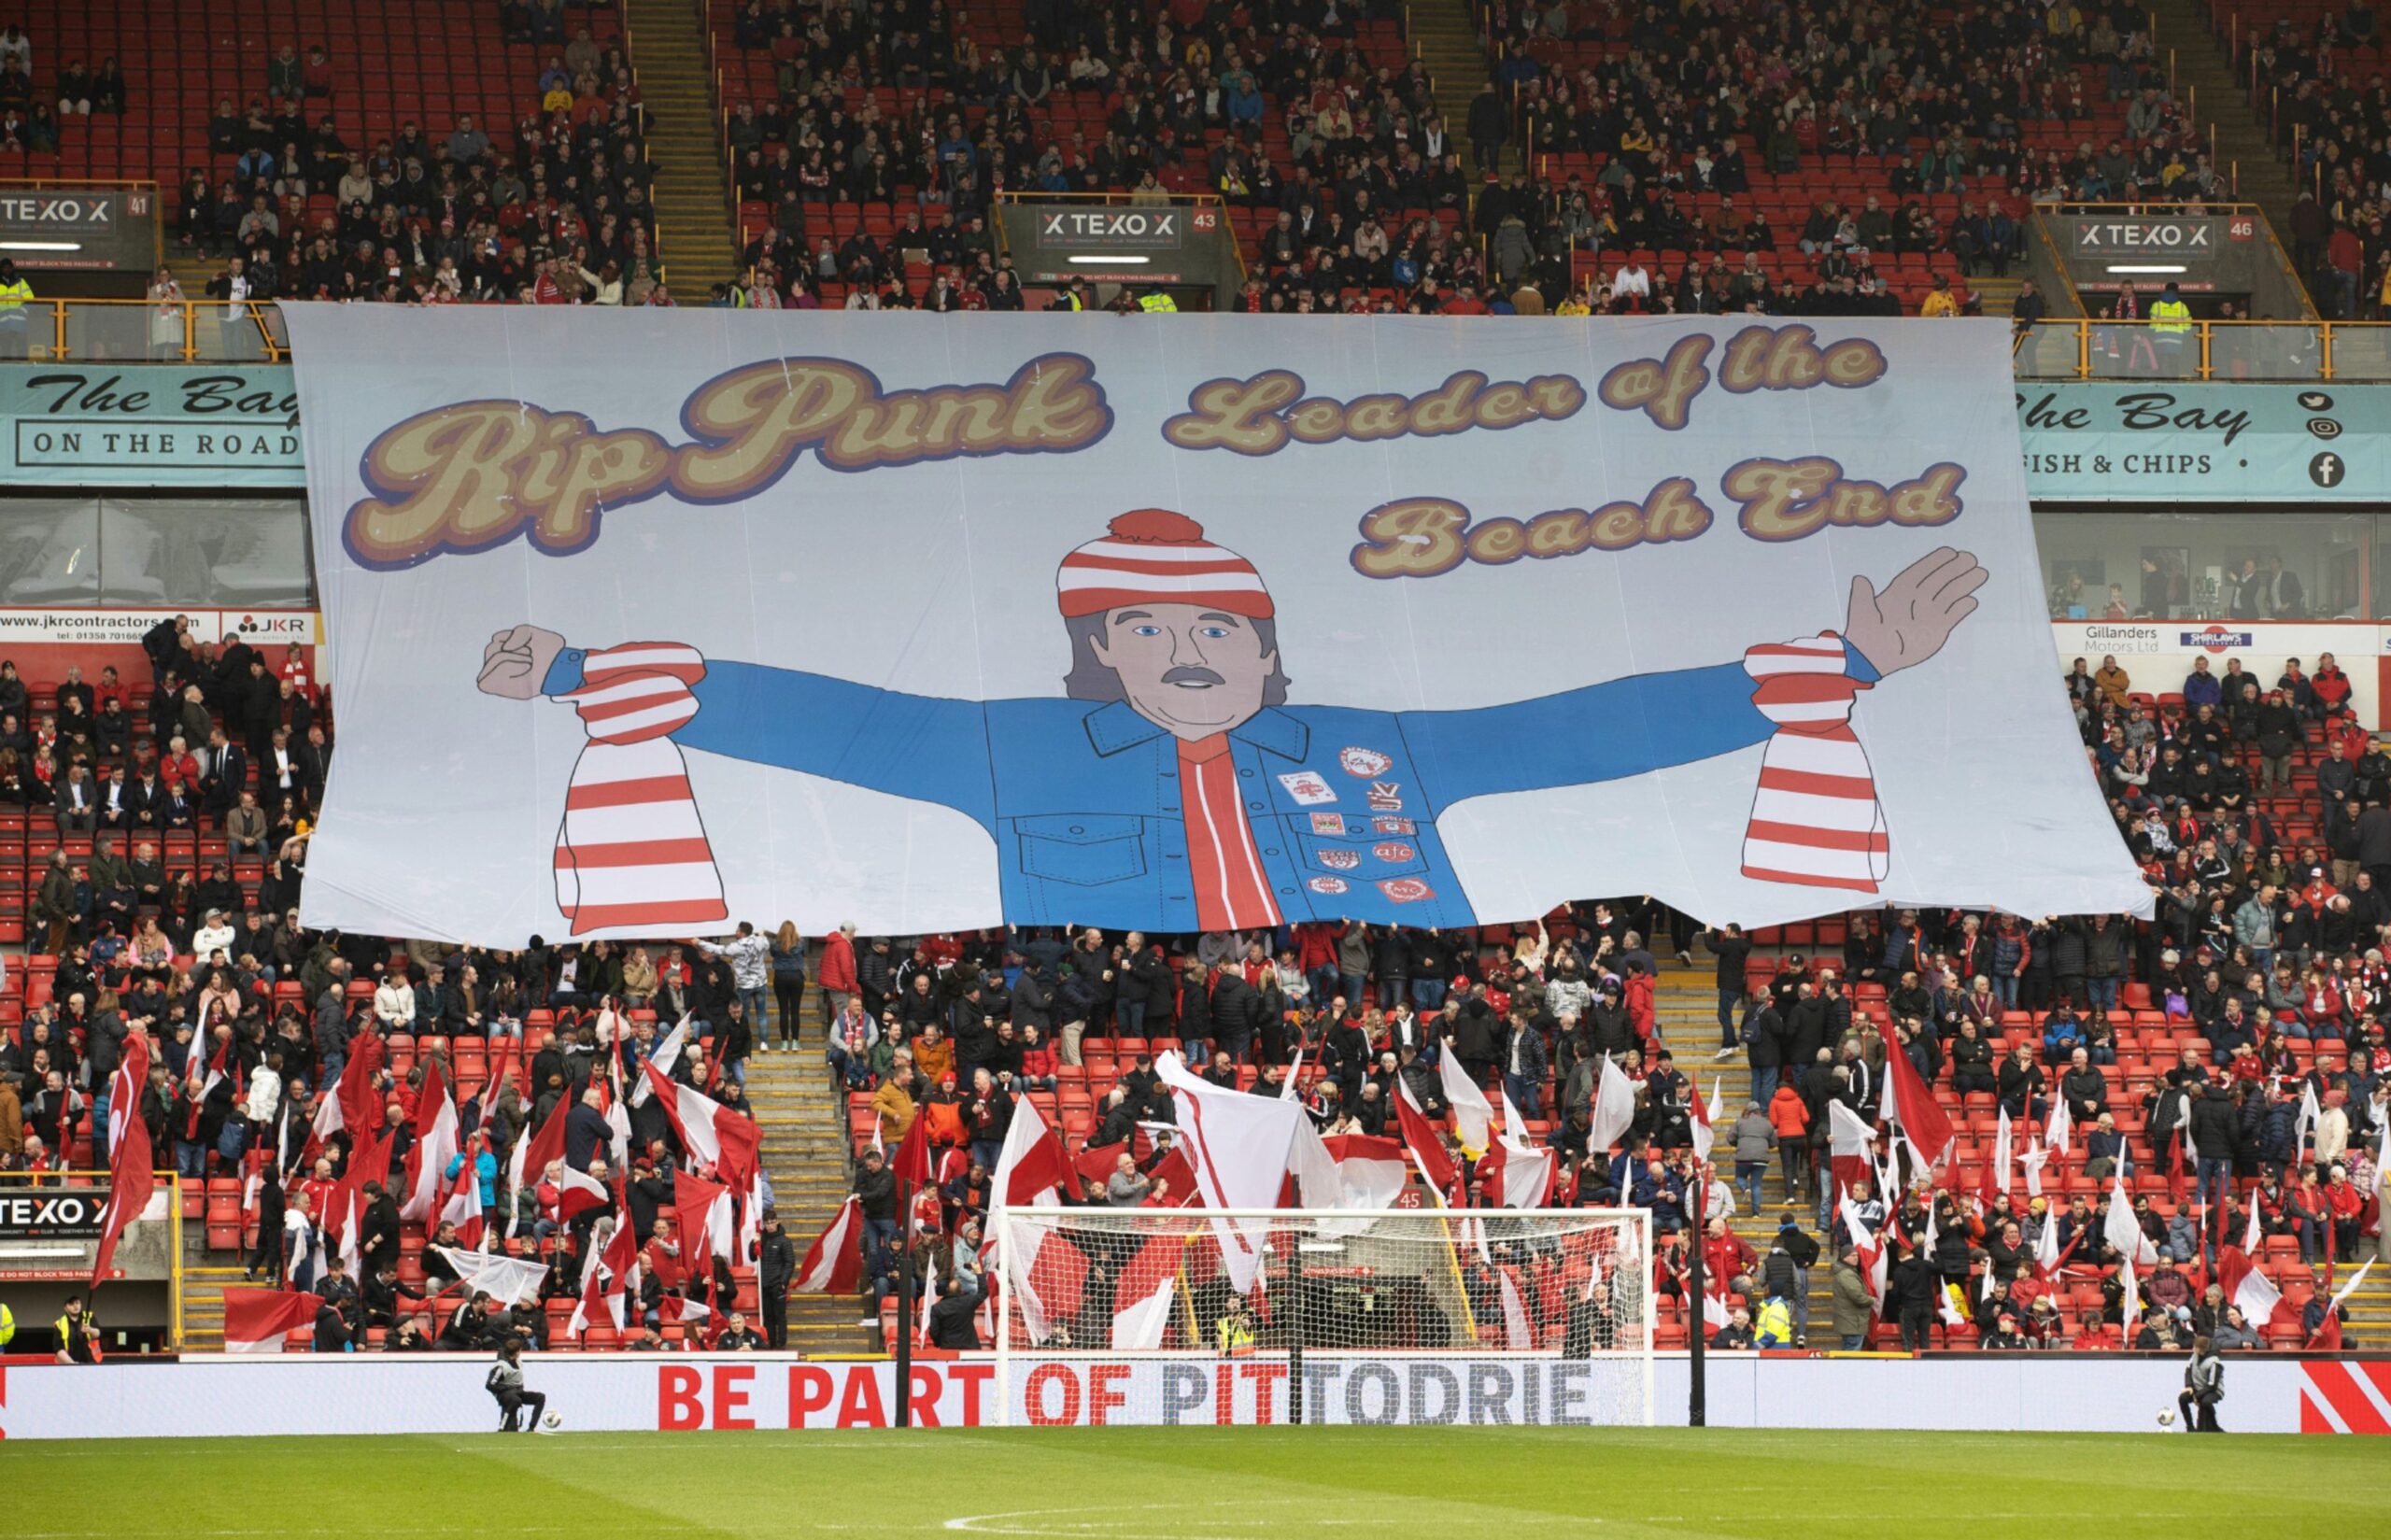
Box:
13 1428 2387 1538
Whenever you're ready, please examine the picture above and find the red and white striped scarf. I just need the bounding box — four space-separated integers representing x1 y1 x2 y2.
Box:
555 643 729 935
1739 632 1888 895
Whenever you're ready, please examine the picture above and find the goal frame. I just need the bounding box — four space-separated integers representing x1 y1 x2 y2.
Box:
992 1204 1654 1428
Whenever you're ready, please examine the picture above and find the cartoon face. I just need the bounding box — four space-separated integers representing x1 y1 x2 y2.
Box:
1088 602 1279 741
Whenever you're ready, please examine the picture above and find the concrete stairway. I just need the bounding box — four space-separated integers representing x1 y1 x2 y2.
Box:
2155 0 2312 310
744 1010 881 1354
1410 0 1489 157
623 0 740 299
179 1258 243 1350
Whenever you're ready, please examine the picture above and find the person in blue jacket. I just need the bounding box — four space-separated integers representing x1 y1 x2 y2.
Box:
478 509 1986 934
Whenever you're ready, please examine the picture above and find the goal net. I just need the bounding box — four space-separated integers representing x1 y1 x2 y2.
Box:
993 1206 1652 1428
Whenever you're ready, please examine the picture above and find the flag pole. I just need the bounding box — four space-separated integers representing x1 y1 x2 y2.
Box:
1686 1167 1707 1428
895 1177 915 1430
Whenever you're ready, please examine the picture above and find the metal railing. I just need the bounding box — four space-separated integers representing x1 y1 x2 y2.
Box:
1 299 287 363
2013 318 2391 381
10 297 2391 382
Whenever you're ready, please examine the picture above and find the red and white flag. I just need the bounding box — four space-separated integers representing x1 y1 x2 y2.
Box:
91 1025 157 1288
1827 1100 1878 1200
569 1195 642 1337
1482 1091 1555 1210
438 1137 488 1250
2216 1244 2291 1334
2307 1259 2371 1350
991 1095 1073 1208
1394 1073 1457 1197
506 1095 608 1236
222 1286 321 1353
1498 1265 1538 1349
1882 1036 1953 1168
672 1169 736 1264
629 1015 690 1108
641 1060 761 1191
793 1195 865 1294
399 1054 460 1222
1688 1074 1721 1166
1321 1134 1411 1209
1111 1232 1181 1350
1839 1190 1887 1311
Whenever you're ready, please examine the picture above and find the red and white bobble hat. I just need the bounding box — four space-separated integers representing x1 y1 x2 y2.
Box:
1055 509 1274 619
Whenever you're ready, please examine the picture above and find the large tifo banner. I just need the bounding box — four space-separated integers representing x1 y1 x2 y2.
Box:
280 308 2148 943
3 1354 2384 1437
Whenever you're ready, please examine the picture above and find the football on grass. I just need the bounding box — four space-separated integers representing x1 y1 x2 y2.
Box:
544 1411 563 1430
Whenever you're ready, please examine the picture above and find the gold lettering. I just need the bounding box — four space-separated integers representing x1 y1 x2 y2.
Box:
1597 334 1712 430
1467 517 1527 563
1475 384 1532 430
1161 371 1303 453
1351 498 1468 577
1408 373 1486 435
1525 509 1589 555
1725 457 1842 540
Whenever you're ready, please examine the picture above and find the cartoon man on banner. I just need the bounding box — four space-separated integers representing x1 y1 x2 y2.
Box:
478 509 1986 934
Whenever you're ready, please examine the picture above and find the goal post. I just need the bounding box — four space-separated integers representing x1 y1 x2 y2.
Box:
993 1206 1654 1429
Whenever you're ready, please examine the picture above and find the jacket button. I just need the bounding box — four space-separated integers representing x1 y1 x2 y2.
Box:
1247 801 1264 812
1280 887 1296 896
1263 848 1279 856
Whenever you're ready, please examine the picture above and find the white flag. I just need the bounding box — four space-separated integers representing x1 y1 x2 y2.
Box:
1589 1055 1637 1156
1437 1053 1494 1157
2044 1095 2073 1156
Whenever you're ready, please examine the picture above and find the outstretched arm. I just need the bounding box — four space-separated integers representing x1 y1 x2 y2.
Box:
1397 549 1986 806
478 625 997 829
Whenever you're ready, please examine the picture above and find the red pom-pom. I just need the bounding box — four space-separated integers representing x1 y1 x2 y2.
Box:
1106 508 1208 544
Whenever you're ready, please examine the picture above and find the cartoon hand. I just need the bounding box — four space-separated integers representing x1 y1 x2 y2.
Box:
1842 548 1987 677
478 624 567 699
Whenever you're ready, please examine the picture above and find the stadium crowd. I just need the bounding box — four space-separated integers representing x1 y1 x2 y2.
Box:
70 0 2201 318
162 18 661 305
2252 1 2391 318
2 608 2387 1358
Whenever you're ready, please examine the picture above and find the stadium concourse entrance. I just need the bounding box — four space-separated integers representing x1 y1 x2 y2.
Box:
993 1208 1655 1427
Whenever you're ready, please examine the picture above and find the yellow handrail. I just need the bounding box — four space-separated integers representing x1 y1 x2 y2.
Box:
2014 318 2365 380
7 297 285 362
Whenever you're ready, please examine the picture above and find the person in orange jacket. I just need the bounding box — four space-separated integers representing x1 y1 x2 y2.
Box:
1769 1081 1813 1208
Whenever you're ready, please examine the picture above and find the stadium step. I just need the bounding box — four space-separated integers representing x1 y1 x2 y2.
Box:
742 999 885 1353
1408 0 1493 173
179 1264 248 1350
2149 0 2314 315
622 0 741 296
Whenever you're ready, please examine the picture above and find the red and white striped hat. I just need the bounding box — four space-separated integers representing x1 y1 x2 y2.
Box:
1055 509 1273 619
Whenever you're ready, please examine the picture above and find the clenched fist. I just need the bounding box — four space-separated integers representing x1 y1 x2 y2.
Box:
477 624 568 699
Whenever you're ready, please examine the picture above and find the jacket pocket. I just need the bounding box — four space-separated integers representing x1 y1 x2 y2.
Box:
1015 814 1149 887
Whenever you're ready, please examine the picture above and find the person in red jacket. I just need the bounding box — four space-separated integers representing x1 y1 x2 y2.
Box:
2072 1311 2122 1349
820 921 859 1026
1623 962 1656 1044
2313 652 2353 719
